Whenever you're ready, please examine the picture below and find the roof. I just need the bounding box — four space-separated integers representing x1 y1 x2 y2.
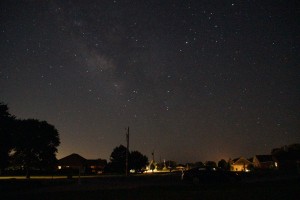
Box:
255 155 274 162
232 157 252 165
57 153 86 166
58 154 107 167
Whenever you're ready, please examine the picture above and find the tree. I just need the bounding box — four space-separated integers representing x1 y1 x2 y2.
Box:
205 161 217 168
106 145 148 174
247 164 255 171
218 159 228 170
130 150 148 172
156 162 164 170
150 162 156 172
11 119 60 178
194 161 204 168
0 103 15 173
107 145 128 173
165 160 177 172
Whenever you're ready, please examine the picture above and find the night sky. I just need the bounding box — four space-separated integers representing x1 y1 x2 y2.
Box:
1 0 299 163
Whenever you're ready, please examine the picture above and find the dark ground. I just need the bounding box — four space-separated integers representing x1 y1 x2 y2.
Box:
1 173 299 200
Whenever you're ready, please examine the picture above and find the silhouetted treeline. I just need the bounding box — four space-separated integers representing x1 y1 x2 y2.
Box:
0 102 60 177
104 145 148 173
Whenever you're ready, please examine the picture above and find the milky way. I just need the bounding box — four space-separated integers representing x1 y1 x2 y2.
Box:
0 0 299 163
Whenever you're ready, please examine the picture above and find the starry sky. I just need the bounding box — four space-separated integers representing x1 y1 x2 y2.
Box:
0 0 299 164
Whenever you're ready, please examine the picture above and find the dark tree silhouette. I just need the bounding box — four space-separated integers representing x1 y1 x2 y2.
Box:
165 160 177 171
150 162 155 172
218 159 228 170
106 145 128 173
205 161 217 168
11 119 60 178
106 145 148 173
194 161 205 168
247 163 255 171
130 150 148 172
156 162 165 170
0 103 15 174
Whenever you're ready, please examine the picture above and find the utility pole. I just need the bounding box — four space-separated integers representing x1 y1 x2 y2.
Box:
125 126 129 176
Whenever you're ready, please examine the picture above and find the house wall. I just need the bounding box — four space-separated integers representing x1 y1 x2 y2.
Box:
231 164 248 171
253 157 261 168
253 156 276 169
231 157 252 171
260 162 275 169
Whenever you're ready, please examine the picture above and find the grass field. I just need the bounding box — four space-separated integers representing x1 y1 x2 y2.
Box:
1 173 299 200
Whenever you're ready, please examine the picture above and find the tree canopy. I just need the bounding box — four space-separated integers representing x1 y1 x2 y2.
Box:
165 160 177 171
11 119 60 173
205 161 217 168
0 102 60 177
0 103 15 172
106 145 128 173
105 145 148 173
130 150 148 172
217 159 228 170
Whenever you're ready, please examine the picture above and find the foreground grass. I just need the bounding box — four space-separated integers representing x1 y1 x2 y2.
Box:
1 174 299 200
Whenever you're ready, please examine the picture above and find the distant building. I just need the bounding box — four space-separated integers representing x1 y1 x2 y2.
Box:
57 153 107 174
253 155 278 169
85 159 107 174
57 153 86 169
230 157 253 172
271 144 300 173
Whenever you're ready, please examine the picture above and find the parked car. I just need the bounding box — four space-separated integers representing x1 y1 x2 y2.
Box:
182 166 240 184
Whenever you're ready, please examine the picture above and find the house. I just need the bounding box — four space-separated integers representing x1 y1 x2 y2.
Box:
230 157 253 172
85 159 107 174
57 153 107 174
253 155 278 169
57 153 86 169
272 144 300 173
